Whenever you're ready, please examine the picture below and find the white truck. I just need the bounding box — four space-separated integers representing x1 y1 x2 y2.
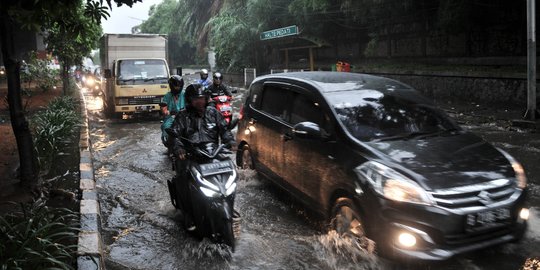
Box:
100 34 170 118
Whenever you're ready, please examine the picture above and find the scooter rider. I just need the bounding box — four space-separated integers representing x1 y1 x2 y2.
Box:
206 72 232 102
169 83 235 230
160 75 185 147
196 68 212 89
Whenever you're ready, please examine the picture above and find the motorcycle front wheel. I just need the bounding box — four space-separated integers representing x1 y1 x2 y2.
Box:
221 220 235 250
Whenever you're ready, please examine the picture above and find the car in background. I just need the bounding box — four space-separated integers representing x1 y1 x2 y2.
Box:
235 72 529 261
83 67 102 95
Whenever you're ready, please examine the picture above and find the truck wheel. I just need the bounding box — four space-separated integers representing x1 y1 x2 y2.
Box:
330 198 365 239
237 145 253 169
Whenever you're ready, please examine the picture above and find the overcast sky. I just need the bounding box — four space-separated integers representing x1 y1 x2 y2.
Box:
101 0 163 34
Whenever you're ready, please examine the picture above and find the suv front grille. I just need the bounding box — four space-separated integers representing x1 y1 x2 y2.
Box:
430 179 516 210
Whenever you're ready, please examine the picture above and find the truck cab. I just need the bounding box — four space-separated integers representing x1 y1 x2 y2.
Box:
104 58 169 117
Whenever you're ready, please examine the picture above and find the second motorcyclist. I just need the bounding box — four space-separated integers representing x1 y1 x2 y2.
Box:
160 75 185 147
169 83 235 230
206 72 232 105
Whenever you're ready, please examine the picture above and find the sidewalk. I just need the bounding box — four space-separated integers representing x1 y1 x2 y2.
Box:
438 101 539 131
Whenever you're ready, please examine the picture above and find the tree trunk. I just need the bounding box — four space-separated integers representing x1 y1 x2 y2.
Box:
0 10 39 188
62 62 69 95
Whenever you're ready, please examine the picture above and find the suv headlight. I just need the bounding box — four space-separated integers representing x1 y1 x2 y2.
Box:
497 148 527 189
355 161 433 205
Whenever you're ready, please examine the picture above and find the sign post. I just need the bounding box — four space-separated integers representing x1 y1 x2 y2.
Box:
260 25 299 41
526 0 537 120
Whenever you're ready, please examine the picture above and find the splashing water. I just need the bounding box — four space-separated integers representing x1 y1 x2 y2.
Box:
313 230 379 270
182 238 233 261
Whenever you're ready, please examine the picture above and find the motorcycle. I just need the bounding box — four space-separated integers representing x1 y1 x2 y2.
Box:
166 140 239 249
211 95 238 129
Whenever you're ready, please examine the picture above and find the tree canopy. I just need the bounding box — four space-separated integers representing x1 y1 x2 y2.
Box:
139 0 526 71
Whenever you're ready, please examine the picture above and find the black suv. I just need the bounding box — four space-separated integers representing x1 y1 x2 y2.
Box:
235 72 528 261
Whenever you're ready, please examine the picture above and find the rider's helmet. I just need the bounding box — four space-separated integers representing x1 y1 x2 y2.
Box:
168 75 184 95
213 72 223 85
184 83 207 104
200 69 209 81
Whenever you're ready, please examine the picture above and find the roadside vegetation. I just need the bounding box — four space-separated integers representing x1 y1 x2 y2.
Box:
32 96 80 176
1 72 80 269
1 1 142 268
0 199 78 269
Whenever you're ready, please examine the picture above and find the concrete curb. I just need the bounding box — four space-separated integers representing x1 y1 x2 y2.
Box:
77 91 105 270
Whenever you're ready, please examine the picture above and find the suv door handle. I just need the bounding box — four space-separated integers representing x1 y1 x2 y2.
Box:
282 133 293 141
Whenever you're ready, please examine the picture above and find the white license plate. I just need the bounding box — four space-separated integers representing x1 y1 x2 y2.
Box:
466 207 511 230
135 105 152 111
200 161 233 177
220 105 232 112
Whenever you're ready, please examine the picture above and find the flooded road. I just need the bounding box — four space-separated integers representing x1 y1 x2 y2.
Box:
85 74 539 270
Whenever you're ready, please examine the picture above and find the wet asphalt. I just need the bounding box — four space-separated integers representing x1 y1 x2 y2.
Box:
84 72 540 270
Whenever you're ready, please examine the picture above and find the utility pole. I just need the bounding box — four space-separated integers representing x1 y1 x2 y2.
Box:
525 0 537 120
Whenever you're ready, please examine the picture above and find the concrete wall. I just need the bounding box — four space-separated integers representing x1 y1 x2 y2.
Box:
366 72 530 106
223 69 533 106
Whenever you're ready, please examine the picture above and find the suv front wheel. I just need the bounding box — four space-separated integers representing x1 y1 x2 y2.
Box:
237 145 254 169
330 198 366 239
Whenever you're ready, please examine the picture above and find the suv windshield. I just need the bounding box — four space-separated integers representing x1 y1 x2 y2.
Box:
117 59 168 85
328 90 460 141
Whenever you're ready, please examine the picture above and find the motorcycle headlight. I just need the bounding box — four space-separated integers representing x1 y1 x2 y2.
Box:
355 161 433 205
497 148 527 189
194 170 220 192
86 77 95 86
225 167 237 190
225 182 236 196
200 186 220 198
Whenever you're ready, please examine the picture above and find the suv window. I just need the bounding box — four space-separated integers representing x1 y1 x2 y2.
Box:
328 90 460 141
260 85 294 122
291 94 332 132
291 95 321 124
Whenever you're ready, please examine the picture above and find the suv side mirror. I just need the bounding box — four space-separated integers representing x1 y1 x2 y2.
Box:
104 69 112 78
292 122 322 140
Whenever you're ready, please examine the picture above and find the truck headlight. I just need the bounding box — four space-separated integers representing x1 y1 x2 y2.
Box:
117 98 129 105
497 148 527 189
355 161 433 205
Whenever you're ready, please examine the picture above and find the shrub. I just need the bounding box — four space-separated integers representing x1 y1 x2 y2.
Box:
31 96 80 173
21 51 60 93
0 199 79 269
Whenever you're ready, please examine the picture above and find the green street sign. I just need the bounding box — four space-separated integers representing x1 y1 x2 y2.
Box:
260 25 299 40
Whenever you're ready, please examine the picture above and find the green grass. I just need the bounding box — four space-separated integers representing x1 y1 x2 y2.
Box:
0 199 79 270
